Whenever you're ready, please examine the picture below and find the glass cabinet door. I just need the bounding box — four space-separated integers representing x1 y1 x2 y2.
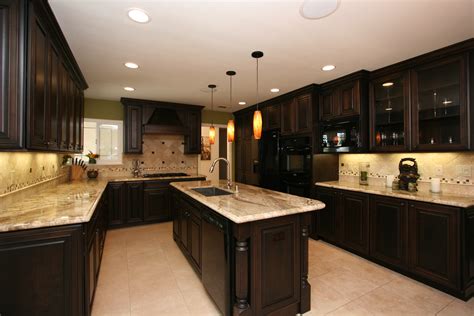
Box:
370 72 409 151
411 56 467 150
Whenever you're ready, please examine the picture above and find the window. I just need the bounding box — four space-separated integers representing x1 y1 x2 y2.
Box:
78 119 123 164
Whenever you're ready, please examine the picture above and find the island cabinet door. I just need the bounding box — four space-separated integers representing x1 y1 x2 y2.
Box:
250 215 301 315
338 190 369 255
369 196 408 270
171 192 180 240
188 209 202 271
408 202 460 291
0 225 84 316
179 207 189 252
315 187 338 243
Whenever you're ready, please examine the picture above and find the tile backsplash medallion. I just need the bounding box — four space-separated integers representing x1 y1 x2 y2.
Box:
90 134 198 178
339 152 474 195
0 152 68 195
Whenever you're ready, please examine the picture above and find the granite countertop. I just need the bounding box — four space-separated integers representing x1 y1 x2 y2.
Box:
315 181 474 208
170 180 325 223
0 174 207 233
106 174 206 182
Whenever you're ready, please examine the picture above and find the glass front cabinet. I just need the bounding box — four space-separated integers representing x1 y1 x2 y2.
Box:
411 55 468 151
370 72 410 151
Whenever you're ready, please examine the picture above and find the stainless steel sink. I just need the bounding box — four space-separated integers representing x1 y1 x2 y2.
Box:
191 187 233 197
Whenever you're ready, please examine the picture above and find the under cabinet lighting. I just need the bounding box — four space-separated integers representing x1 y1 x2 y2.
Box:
128 9 150 23
270 88 280 93
238 101 246 105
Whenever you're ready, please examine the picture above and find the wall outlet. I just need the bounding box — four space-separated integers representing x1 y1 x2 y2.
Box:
460 165 472 177
434 165 443 176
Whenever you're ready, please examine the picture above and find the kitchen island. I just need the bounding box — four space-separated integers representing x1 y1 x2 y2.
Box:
170 180 325 316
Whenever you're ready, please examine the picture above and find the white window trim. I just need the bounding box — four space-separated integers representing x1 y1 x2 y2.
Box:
80 118 124 165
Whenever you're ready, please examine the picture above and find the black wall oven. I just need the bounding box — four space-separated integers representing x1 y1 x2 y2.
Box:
279 137 312 197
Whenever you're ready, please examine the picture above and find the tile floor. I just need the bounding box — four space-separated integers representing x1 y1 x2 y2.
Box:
92 222 474 316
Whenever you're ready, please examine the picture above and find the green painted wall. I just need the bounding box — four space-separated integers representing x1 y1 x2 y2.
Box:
84 98 233 125
202 110 234 125
84 98 123 120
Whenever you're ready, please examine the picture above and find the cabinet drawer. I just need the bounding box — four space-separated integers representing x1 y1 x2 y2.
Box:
144 181 170 189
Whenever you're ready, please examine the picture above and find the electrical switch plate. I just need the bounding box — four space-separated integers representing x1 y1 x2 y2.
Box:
461 165 472 177
434 165 443 176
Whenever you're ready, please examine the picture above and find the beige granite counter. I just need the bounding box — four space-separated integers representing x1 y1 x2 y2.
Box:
315 181 474 208
170 180 325 223
0 174 206 233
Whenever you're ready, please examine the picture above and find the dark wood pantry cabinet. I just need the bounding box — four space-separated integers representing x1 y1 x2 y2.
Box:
314 185 474 300
0 0 87 152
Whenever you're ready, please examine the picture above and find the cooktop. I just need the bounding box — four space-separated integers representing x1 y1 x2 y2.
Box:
142 172 189 178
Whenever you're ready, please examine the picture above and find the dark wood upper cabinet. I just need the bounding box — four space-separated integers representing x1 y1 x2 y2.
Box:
0 0 25 149
408 201 460 290
370 195 408 269
411 55 468 151
262 103 281 131
319 90 335 121
339 80 360 116
124 104 143 153
1 0 87 152
27 7 49 150
370 72 410 152
184 109 201 154
280 93 313 135
280 99 295 135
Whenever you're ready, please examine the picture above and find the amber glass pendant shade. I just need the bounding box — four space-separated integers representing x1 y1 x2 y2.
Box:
209 125 216 145
253 110 262 140
227 119 235 142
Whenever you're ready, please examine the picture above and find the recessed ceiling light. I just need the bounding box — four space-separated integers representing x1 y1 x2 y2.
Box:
322 65 336 71
128 9 150 23
270 88 280 93
300 0 340 20
382 82 394 87
124 62 139 69
238 101 246 105
124 87 135 91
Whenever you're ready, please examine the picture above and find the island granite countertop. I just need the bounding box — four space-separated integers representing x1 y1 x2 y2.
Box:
170 180 325 223
0 174 206 232
315 181 474 208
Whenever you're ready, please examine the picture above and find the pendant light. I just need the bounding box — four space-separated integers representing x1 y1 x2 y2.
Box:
226 71 236 143
208 84 217 145
252 51 263 140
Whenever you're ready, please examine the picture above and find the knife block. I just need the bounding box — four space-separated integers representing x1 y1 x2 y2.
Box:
70 165 85 181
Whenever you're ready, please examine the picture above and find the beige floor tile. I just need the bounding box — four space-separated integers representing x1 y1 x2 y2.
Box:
437 298 474 316
380 275 453 314
307 277 352 315
180 287 222 315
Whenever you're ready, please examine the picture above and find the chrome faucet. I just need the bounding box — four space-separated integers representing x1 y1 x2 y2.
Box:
209 158 232 189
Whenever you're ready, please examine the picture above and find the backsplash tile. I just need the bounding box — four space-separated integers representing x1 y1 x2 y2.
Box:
0 152 68 195
90 134 198 178
339 152 474 195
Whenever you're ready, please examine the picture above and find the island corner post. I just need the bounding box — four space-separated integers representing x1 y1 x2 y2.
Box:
232 212 312 316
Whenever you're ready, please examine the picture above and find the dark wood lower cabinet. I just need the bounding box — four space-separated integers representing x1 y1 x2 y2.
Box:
339 191 369 255
408 201 460 290
0 225 84 316
314 185 474 300
125 181 144 223
370 196 408 269
144 182 171 222
315 187 337 242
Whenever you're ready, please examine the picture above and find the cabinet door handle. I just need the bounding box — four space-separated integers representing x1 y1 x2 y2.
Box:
400 203 405 206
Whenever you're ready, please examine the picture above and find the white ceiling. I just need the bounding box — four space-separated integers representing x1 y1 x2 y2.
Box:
49 0 474 112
